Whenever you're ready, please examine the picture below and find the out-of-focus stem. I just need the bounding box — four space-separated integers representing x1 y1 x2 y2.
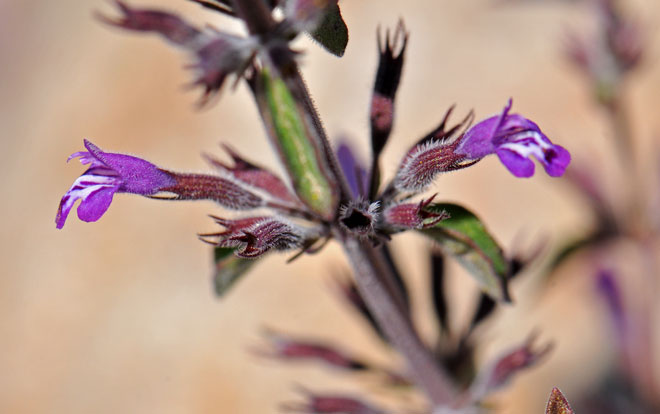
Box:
604 94 646 235
341 234 456 407
605 95 634 168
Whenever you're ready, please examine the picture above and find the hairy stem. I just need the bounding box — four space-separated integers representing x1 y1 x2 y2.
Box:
234 0 455 405
233 0 352 203
341 234 456 407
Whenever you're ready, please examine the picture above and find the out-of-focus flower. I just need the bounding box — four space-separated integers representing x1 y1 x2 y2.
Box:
56 139 175 229
99 0 257 105
255 329 368 371
467 333 553 402
457 99 570 178
284 0 339 32
282 388 386 414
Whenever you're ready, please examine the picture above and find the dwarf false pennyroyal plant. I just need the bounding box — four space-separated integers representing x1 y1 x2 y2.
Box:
56 0 570 411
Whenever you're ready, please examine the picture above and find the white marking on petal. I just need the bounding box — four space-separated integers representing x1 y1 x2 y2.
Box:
499 131 549 161
62 174 121 213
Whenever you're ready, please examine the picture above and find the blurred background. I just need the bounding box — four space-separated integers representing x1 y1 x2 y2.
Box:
1 0 659 412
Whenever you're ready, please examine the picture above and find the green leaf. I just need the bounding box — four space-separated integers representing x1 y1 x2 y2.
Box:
258 69 338 219
308 4 348 57
213 247 257 297
419 203 511 302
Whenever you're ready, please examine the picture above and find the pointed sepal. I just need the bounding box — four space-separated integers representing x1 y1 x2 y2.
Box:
392 108 477 194
205 144 300 206
382 194 449 231
203 216 315 258
370 21 408 157
546 387 575 414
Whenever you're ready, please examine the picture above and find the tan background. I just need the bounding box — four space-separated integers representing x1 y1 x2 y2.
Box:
2 0 659 412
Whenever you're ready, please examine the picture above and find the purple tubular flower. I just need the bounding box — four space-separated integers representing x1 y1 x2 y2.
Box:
457 99 570 178
56 140 176 229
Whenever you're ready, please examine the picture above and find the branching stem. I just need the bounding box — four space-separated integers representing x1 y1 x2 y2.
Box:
234 0 457 407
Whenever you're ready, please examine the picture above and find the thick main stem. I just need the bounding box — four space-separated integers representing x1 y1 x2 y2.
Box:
234 0 455 405
341 235 456 407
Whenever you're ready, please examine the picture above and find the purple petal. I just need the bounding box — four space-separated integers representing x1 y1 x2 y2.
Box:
457 100 571 178
458 99 513 159
76 186 118 223
458 115 499 158
496 148 535 178
595 269 626 340
56 173 121 229
83 140 175 195
336 143 367 198
542 144 571 177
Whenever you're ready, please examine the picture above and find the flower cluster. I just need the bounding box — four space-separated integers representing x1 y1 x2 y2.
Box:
56 1 573 412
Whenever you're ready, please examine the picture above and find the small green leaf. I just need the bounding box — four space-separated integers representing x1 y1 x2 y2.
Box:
213 247 257 297
308 4 348 57
419 203 511 302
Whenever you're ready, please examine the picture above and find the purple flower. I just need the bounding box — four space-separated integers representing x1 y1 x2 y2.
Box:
56 139 175 229
457 99 571 178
